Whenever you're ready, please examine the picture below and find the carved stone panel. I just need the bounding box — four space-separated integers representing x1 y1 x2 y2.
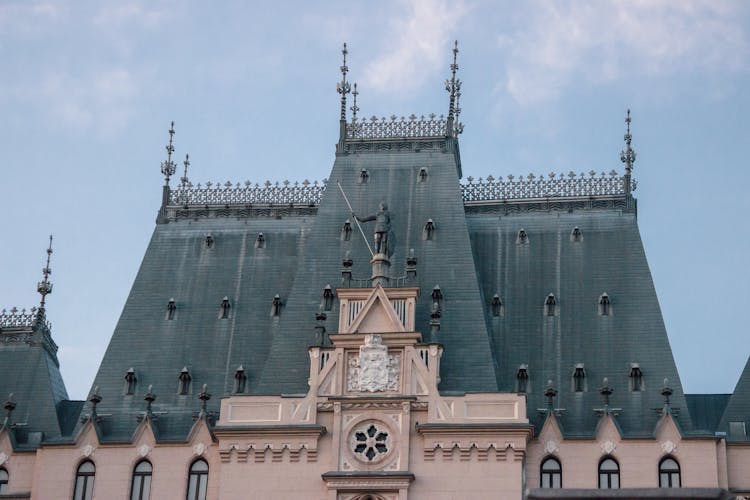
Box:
347 335 400 393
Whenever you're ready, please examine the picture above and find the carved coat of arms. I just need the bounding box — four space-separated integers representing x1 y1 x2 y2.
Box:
348 335 400 393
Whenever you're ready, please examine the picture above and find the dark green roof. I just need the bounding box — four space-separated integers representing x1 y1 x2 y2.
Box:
685 394 730 433
718 356 750 440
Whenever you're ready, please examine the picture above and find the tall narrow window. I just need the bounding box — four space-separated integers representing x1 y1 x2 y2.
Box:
598 457 620 489
545 294 557 316
491 294 504 317
125 368 137 395
598 293 611 316
73 461 95 500
423 219 436 240
271 295 282 317
540 457 561 488
234 365 247 394
166 298 176 320
219 297 231 319
130 460 152 500
629 363 643 392
186 459 209 500
659 457 680 488
516 365 529 393
341 220 352 241
0 468 8 493
322 285 335 311
573 364 586 392
178 367 192 395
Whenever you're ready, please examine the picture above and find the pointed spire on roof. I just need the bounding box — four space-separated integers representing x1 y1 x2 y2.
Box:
445 40 463 137
544 379 557 409
36 235 53 319
336 43 351 121
181 153 190 187
198 384 210 413
350 82 359 122
160 121 177 186
620 109 636 175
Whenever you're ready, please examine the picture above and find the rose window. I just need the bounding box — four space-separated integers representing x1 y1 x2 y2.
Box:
352 423 390 462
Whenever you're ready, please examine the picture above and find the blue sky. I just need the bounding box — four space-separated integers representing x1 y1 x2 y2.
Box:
1 0 748 400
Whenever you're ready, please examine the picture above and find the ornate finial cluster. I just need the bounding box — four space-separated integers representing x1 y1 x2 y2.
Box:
620 109 636 175
661 378 673 407
445 40 463 137
160 121 177 185
600 377 613 407
37 235 53 315
544 379 557 408
198 384 211 412
181 154 190 187
350 82 359 121
336 43 351 121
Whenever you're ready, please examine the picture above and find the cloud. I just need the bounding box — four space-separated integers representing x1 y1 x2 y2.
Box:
498 0 749 105
362 0 467 94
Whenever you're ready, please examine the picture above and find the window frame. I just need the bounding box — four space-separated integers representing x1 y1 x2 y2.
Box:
659 456 681 488
72 460 96 500
540 456 562 489
130 460 153 500
0 467 8 493
186 458 209 500
598 456 620 489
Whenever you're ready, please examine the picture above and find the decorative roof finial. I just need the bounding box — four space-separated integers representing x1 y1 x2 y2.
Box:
661 378 673 408
181 153 190 187
160 121 177 186
336 43 351 121
445 40 462 137
350 82 359 122
36 235 53 317
600 377 613 407
620 109 636 175
2 393 16 427
544 379 557 409
198 384 211 412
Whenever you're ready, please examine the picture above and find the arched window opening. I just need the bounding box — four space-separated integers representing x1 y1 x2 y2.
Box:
125 368 137 395
0 468 8 493
178 367 192 395
517 228 528 244
573 364 586 392
254 232 265 249
186 459 209 500
516 364 529 393
130 460 152 500
233 365 247 394
540 457 561 488
322 285 335 311
73 460 95 500
599 293 611 316
423 219 436 240
571 226 583 242
629 363 644 392
545 294 557 317
359 169 369 183
659 457 681 488
341 220 352 241
491 294 504 317
598 457 620 489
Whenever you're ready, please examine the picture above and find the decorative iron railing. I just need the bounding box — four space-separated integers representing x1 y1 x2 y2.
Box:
0 307 50 330
346 114 462 140
169 180 327 206
167 171 633 208
461 170 634 202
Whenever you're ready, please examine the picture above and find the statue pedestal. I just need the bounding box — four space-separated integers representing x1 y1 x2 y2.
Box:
370 253 391 287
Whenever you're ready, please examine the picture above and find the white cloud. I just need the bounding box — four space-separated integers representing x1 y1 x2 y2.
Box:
498 0 749 105
362 0 467 94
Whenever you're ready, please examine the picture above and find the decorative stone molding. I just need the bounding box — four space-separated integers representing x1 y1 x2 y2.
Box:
543 440 559 454
214 424 326 464
0 452 8 465
193 442 207 456
600 440 617 454
417 423 532 462
660 440 678 454
347 335 401 393
82 444 95 458
136 444 151 457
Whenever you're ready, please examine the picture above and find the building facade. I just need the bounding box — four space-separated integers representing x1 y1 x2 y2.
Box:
1 44 750 499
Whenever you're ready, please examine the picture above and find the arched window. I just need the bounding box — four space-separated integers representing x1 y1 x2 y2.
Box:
0 467 8 493
186 459 208 500
540 456 561 488
598 457 620 489
73 460 95 500
130 460 152 500
659 456 681 488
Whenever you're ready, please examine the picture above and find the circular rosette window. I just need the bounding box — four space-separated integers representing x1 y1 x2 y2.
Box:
349 420 393 464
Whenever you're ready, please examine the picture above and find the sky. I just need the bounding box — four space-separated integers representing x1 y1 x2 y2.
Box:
1 0 749 400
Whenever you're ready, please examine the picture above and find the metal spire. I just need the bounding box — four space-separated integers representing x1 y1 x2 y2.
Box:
350 82 359 122
36 235 53 316
181 153 190 187
445 40 462 137
336 43 351 121
160 121 177 185
620 109 636 175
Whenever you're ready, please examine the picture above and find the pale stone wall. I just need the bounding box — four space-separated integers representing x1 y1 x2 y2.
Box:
726 443 750 493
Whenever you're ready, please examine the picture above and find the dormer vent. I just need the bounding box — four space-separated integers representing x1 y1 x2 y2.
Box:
406 249 417 279
341 251 353 287
423 219 436 240
359 169 369 183
418 167 428 182
571 226 583 242
322 285 335 311
166 298 176 320
491 294 504 317
178 367 192 395
205 233 214 248
629 363 643 392
124 368 137 395
255 232 265 249
573 363 586 392
271 294 283 317
341 220 352 241
219 296 231 319
517 228 528 245
234 365 247 394
599 293 611 316
431 286 444 315
545 293 557 317
516 364 529 393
